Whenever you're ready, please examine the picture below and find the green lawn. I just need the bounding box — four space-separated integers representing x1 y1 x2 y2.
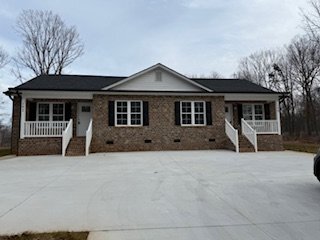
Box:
0 232 89 240
0 148 11 157
284 141 319 154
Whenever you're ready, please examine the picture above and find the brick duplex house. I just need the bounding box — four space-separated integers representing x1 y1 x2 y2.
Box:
4 63 285 156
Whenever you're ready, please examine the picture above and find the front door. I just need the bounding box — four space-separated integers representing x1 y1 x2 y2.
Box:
77 102 92 136
225 104 233 124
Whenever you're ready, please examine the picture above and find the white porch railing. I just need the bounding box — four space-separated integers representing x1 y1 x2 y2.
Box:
225 119 239 153
24 121 68 137
245 120 279 134
62 119 73 157
85 119 93 156
241 119 258 152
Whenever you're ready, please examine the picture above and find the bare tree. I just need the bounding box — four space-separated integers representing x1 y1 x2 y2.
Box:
302 0 320 40
13 10 84 78
235 50 281 89
0 46 9 129
0 46 8 69
208 71 223 78
268 55 297 135
287 35 320 135
187 71 223 78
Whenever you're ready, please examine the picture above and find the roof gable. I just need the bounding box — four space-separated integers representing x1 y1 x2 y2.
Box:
103 63 212 92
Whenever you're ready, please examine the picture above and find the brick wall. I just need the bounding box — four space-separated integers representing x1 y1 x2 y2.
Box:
11 97 20 155
269 102 276 119
91 95 228 152
18 137 62 156
257 134 284 151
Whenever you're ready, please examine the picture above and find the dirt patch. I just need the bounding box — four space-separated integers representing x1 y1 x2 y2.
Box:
0 232 89 240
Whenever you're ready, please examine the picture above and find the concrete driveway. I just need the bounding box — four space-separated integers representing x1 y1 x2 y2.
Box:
0 150 319 240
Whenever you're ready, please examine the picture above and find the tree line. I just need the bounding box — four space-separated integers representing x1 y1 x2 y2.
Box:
235 1 320 138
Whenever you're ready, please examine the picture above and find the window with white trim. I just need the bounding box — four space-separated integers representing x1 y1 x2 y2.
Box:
53 103 64 121
37 103 65 121
115 101 142 126
181 101 205 126
242 104 264 121
38 103 50 121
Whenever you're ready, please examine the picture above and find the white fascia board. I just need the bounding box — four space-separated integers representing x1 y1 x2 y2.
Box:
224 93 281 101
20 90 93 99
95 92 282 100
19 90 282 101
102 63 213 92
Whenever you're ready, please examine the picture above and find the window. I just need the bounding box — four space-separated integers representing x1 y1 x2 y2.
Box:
38 103 50 121
181 101 205 126
53 104 64 121
37 103 65 121
242 104 264 121
81 106 91 112
115 101 142 126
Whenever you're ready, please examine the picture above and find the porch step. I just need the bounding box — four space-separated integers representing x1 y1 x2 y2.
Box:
239 135 255 152
65 137 85 156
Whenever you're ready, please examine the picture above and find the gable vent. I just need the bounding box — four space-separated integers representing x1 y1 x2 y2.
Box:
155 70 162 81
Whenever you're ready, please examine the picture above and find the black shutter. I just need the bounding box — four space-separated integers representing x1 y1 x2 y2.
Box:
143 101 149 126
108 101 115 126
237 104 243 124
29 102 37 121
174 101 181 125
264 103 270 120
206 101 212 125
65 103 71 121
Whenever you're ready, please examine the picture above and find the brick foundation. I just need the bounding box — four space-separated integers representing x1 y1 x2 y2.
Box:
257 134 284 151
18 137 62 156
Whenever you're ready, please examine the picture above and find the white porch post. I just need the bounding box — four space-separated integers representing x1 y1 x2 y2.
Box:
20 97 26 139
275 99 281 135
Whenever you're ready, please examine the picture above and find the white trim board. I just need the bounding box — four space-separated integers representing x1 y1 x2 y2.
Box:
19 90 281 101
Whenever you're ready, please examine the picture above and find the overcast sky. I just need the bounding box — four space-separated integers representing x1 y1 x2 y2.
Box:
0 0 311 121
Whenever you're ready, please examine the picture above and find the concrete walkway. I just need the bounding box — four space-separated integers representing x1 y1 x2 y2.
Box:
0 150 319 239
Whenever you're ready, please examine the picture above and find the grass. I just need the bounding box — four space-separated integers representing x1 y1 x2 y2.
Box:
0 232 89 240
284 141 319 154
0 148 11 157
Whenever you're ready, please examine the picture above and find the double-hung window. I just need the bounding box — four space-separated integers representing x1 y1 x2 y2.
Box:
38 103 50 121
242 104 264 121
181 101 206 126
37 103 65 121
115 101 142 126
52 103 64 121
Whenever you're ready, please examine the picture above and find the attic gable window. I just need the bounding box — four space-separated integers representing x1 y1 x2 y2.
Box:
155 70 162 81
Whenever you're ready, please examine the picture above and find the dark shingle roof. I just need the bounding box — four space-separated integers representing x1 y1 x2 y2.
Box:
13 75 126 91
191 78 276 93
9 74 279 94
